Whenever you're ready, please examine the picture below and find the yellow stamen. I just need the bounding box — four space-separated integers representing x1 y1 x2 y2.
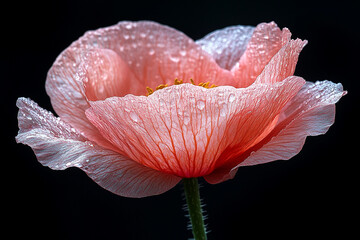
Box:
146 87 154 96
174 78 183 85
155 84 168 90
146 78 218 96
200 82 210 88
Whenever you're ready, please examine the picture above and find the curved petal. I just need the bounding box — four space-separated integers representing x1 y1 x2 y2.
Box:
81 48 141 101
204 80 346 184
196 25 255 70
254 39 307 84
79 21 233 89
16 97 181 198
45 45 116 151
85 77 304 178
229 22 291 88
46 45 91 136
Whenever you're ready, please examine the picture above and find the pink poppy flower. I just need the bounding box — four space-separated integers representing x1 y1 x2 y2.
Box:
16 21 346 198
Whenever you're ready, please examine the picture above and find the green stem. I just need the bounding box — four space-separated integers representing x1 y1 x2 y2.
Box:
183 178 207 240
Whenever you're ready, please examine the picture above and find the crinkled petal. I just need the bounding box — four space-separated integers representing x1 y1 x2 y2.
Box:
45 45 116 151
204 80 346 184
46 45 92 135
254 39 307 84
196 25 255 70
85 77 304 178
79 21 233 89
230 22 291 88
81 48 141 101
16 97 181 197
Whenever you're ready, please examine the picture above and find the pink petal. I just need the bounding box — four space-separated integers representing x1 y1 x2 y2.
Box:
196 25 255 70
230 22 291 88
85 77 304 178
254 39 307 84
16 98 181 197
204 80 346 184
78 21 233 89
81 48 142 100
46 45 116 151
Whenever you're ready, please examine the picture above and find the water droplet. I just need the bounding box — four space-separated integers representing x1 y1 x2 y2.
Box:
220 104 228 117
169 55 180 63
183 115 190 125
228 93 236 103
130 112 139 122
179 50 187 56
149 49 155 55
157 43 165 48
99 36 108 43
196 100 205 110
98 85 105 94
73 162 82 168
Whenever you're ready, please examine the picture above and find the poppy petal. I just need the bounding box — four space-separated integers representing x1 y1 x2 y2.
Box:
196 25 254 70
254 39 307 84
204 80 346 183
78 21 233 89
46 45 116 151
81 48 141 101
231 22 291 88
85 76 304 178
16 97 181 197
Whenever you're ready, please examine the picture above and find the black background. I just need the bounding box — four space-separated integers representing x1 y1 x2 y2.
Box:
3 0 358 239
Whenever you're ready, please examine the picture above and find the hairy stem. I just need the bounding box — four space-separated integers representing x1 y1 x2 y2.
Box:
183 178 207 240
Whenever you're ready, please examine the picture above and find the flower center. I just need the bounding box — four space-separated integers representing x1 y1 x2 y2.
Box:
146 78 217 96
